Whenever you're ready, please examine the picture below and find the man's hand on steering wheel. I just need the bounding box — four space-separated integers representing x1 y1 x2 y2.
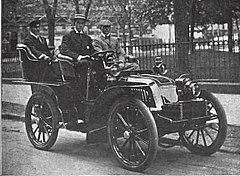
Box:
118 61 125 70
77 55 92 62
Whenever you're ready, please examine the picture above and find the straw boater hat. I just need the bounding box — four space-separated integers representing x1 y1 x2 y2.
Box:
72 14 89 22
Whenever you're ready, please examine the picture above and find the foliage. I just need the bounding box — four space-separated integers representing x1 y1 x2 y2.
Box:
135 0 173 28
73 0 92 16
16 0 45 20
194 0 240 25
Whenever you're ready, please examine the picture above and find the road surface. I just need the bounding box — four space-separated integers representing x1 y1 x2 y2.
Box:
2 119 240 175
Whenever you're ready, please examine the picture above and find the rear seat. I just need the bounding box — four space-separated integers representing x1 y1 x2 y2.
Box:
17 44 76 82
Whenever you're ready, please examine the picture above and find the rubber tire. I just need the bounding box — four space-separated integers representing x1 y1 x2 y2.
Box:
180 90 227 156
107 97 158 172
25 92 60 150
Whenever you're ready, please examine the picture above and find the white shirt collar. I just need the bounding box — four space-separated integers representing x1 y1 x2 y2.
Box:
74 28 83 34
101 33 110 38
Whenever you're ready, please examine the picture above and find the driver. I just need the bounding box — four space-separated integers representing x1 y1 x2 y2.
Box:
93 19 139 71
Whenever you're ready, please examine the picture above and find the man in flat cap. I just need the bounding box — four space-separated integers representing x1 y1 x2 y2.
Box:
24 19 52 61
93 19 139 71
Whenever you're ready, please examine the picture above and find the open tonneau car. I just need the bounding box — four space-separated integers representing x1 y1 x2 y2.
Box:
16 44 227 172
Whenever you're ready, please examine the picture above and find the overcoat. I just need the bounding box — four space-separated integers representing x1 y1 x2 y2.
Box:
93 34 125 62
24 34 51 59
60 31 95 61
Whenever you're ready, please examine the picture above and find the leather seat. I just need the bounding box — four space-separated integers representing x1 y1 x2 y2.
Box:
17 44 76 82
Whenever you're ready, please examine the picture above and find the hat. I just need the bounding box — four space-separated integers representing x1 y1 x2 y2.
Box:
98 19 112 26
72 14 89 22
28 19 41 28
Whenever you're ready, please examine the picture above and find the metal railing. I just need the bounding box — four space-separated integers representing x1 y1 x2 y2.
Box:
2 39 240 82
124 39 240 81
1 51 22 78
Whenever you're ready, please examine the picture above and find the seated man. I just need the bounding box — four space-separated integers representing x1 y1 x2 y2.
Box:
60 13 96 100
60 13 95 62
93 19 139 71
24 19 52 61
60 14 97 131
24 19 56 81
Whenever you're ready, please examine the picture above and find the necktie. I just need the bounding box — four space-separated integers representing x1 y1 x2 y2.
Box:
38 36 42 43
105 35 110 40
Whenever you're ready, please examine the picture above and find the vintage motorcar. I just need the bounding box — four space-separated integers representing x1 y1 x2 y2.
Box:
16 44 227 172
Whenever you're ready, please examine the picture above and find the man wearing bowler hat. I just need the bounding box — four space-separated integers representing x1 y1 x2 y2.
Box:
24 19 52 61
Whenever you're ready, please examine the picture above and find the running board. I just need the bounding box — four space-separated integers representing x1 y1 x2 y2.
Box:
157 114 216 124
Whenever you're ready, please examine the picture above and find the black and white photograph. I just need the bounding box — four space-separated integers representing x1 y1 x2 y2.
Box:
1 0 240 175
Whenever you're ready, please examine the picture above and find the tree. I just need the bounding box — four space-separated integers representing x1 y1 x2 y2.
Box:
73 0 92 17
135 0 189 73
135 0 173 28
42 0 58 47
106 0 130 43
138 0 240 73
173 0 192 74
189 0 240 51
85 0 92 18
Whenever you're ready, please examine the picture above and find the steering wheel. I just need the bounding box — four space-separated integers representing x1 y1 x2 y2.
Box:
90 50 119 70
91 50 115 59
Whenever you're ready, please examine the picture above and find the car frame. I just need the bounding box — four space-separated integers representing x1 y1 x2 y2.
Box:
16 44 227 172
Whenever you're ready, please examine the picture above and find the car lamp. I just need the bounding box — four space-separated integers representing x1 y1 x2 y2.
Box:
175 78 201 99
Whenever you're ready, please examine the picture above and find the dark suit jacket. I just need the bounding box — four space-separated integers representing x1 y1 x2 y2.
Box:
60 31 95 61
24 34 51 59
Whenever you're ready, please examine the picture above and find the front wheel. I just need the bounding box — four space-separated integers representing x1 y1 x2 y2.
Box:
25 92 60 150
180 90 227 156
107 97 158 172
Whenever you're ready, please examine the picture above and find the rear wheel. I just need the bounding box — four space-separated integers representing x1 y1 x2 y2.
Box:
25 92 60 150
108 97 158 172
180 90 227 156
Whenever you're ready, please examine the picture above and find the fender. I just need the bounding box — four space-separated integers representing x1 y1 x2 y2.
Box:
89 85 150 126
90 86 125 121
31 84 59 104
30 84 68 122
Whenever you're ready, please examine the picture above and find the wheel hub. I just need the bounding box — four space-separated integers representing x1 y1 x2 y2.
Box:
123 130 131 139
31 116 40 124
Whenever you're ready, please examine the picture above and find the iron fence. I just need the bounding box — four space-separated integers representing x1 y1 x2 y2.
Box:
124 39 240 81
2 39 240 82
1 51 22 78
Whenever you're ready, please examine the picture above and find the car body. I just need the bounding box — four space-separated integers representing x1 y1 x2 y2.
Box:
16 44 227 172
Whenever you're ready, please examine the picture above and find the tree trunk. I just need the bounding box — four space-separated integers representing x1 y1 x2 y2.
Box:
42 0 57 47
128 6 132 54
227 1 233 52
85 0 92 18
190 0 196 53
174 0 190 75
122 25 127 52
48 17 55 47
73 0 80 13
